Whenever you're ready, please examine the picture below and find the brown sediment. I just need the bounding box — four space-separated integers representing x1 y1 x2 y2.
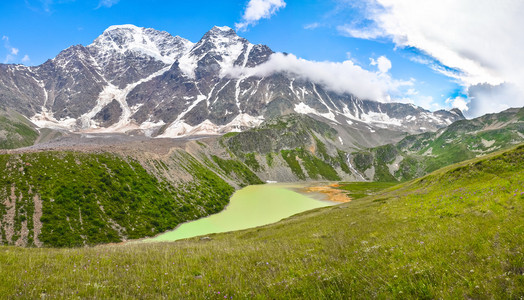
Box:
303 183 350 203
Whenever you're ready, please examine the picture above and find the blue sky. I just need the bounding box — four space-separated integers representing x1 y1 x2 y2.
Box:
2 0 521 116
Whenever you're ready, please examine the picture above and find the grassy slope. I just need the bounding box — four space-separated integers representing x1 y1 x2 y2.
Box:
0 151 234 247
1 145 523 298
353 107 524 182
0 109 39 149
224 114 350 181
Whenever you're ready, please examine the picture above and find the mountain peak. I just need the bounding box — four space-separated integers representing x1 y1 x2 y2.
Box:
89 24 193 65
211 25 234 32
204 25 238 39
104 24 143 33
449 108 465 118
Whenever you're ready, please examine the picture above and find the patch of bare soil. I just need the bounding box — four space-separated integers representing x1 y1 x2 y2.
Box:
33 194 43 247
303 183 351 203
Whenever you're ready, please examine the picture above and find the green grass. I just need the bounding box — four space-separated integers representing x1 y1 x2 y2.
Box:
281 148 340 181
210 155 263 186
243 153 262 172
0 115 39 149
355 107 524 182
337 181 399 199
1 145 523 298
0 151 234 247
280 149 306 180
265 153 274 167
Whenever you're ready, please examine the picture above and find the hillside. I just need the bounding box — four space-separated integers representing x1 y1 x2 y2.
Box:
222 114 354 181
0 25 462 144
1 107 522 248
1 143 522 298
0 150 241 247
0 108 39 150
0 136 271 247
350 107 524 181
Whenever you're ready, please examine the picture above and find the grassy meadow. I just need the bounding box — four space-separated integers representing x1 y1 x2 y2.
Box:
0 145 523 298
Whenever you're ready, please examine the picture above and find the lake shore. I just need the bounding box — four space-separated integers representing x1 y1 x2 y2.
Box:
301 183 351 203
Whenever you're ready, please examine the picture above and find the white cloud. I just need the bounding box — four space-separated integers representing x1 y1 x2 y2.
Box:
2 35 19 63
465 83 522 118
97 0 119 8
446 96 469 112
235 0 286 32
22 55 30 63
395 93 441 111
3 55 14 64
223 52 411 102
337 24 385 40
370 55 391 74
304 22 320 30
343 0 524 117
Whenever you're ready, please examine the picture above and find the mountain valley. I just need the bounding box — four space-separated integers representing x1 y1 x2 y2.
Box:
0 21 523 299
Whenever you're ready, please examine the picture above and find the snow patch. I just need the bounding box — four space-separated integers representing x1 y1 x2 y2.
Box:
157 114 264 138
79 65 172 132
139 120 166 137
293 102 339 123
294 102 317 115
360 111 402 126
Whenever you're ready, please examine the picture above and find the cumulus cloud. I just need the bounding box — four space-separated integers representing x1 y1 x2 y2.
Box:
236 0 286 32
445 96 469 112
22 55 30 63
395 91 442 111
340 0 524 117
224 52 411 102
465 83 522 118
370 56 391 74
97 0 119 8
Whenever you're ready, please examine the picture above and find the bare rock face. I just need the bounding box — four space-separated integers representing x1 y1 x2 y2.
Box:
94 99 123 127
0 24 464 148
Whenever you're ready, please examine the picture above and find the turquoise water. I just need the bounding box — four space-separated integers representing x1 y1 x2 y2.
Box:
146 183 333 242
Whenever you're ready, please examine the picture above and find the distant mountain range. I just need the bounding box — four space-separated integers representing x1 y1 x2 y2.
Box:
0 24 463 147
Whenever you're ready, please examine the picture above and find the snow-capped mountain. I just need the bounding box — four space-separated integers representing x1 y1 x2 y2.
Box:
0 24 464 146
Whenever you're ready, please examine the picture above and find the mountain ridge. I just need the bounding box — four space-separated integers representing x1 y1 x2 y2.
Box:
0 24 463 148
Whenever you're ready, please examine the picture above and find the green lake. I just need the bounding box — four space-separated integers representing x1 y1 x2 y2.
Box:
146 183 335 242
